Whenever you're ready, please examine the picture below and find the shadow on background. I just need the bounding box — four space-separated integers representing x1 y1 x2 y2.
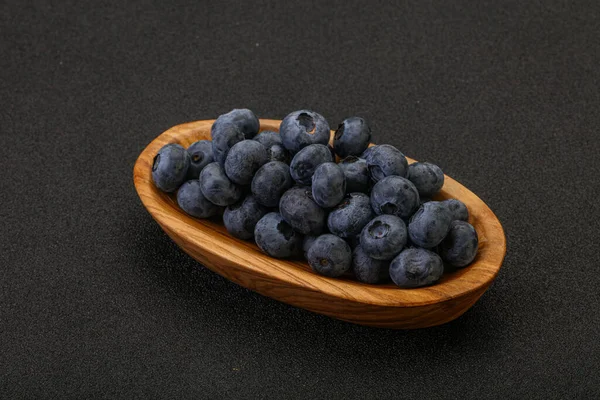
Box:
125 209 509 365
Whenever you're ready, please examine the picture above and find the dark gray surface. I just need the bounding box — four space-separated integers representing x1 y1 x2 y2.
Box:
2 0 600 398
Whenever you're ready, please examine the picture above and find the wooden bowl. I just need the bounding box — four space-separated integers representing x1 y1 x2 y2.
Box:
133 119 506 329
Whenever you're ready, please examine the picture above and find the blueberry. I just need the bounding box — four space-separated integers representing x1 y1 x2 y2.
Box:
224 140 268 185
254 212 303 259
176 180 220 218
302 235 318 259
289 144 333 185
199 162 243 206
370 176 420 219
438 220 478 267
408 201 453 248
218 108 260 139
266 143 291 163
352 245 390 284
307 234 352 278
333 117 372 158
151 144 191 192
223 195 270 240
186 140 214 179
279 110 330 153
211 120 244 165
361 145 376 159
251 161 294 207
365 144 408 182
339 156 371 193
407 162 444 197
360 215 407 260
389 248 444 288
253 130 281 148
442 199 469 222
279 186 326 235
327 193 374 238
311 162 346 208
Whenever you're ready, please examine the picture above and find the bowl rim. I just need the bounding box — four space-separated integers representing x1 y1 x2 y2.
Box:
133 119 506 308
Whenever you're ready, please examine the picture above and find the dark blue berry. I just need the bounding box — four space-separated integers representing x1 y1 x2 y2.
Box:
254 212 303 259
289 144 333 185
279 110 330 153
152 144 191 192
307 234 352 278
333 117 371 158
408 201 453 248
251 161 294 207
389 248 444 288
177 180 220 218
352 245 390 284
311 162 346 208
223 195 270 240
370 176 420 219
199 162 243 206
360 215 407 260
438 220 478 267
186 140 214 180
407 162 444 197
327 193 374 238
279 186 326 235
365 144 408 182
224 140 268 185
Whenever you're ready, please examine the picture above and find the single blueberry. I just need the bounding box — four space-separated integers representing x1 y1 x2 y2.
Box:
389 248 444 288
408 201 453 248
266 143 291 163
289 144 333 185
352 245 390 284
151 143 191 192
333 117 372 158
186 140 214 180
254 212 303 259
360 215 407 260
217 108 260 139
223 195 270 240
224 140 268 185
407 162 445 198
438 220 479 267
253 130 281 148
339 156 371 193
307 234 352 278
251 161 294 207
176 180 221 218
279 186 327 235
442 199 469 222
365 144 408 182
370 176 420 219
311 162 346 208
279 110 330 153
199 162 243 206
211 120 244 166
327 193 374 238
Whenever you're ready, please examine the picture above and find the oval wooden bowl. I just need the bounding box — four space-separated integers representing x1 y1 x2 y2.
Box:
133 119 506 329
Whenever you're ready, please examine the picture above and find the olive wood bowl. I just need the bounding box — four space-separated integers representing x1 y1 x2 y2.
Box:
133 119 506 329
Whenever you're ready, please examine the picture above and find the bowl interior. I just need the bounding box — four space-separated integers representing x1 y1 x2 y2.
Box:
134 119 506 307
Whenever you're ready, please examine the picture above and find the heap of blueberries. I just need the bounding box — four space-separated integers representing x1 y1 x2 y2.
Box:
151 109 479 288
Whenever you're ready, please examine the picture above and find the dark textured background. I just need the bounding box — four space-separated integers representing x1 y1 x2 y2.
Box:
2 0 600 398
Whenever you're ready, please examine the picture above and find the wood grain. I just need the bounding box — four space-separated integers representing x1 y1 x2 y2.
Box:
133 119 506 329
